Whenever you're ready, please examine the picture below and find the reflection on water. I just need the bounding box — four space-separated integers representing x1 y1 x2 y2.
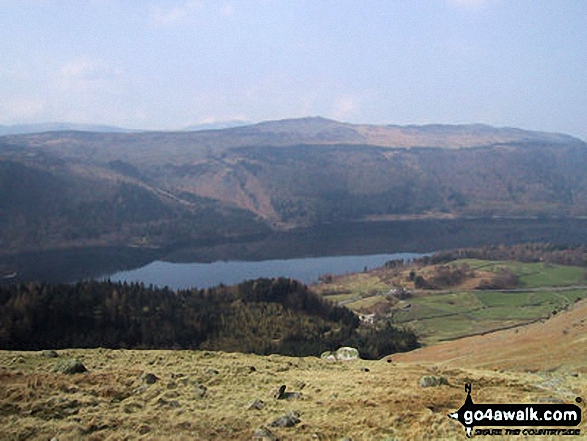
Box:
2 218 587 286
107 253 421 290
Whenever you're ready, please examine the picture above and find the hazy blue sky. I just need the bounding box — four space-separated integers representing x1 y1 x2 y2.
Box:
1 0 586 138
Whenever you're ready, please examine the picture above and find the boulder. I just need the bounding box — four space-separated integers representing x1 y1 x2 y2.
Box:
248 399 265 410
253 426 277 440
268 411 301 428
140 373 159 385
52 359 87 375
41 350 59 358
419 375 448 388
321 347 360 362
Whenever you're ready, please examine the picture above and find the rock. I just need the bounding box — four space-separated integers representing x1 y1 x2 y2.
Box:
52 359 87 375
273 385 286 399
248 399 265 410
253 426 277 440
320 352 337 362
419 375 448 388
321 347 360 362
42 350 59 358
140 373 159 385
360 367 370 372
205 368 219 375
273 384 302 400
335 347 360 361
249 366 257 373
294 381 306 390
194 383 207 398
269 410 301 428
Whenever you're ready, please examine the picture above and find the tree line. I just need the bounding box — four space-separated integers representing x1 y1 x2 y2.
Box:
0 277 418 359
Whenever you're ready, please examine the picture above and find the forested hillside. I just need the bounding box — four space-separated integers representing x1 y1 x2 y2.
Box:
0 277 418 359
1 118 586 253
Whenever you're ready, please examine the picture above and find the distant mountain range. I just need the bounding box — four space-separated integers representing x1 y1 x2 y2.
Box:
0 120 252 136
1 117 586 254
0 122 142 136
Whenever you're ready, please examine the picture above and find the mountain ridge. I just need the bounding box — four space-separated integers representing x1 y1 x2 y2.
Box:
1 117 586 254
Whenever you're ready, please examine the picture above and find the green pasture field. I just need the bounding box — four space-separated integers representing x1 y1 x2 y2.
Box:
450 259 587 287
385 260 586 344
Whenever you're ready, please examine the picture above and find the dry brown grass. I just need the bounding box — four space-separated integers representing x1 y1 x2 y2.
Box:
1 343 586 440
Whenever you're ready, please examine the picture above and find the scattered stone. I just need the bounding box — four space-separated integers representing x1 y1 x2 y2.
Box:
205 368 220 375
194 383 207 398
248 399 265 410
273 384 302 400
361 367 370 372
419 375 448 388
249 366 257 373
274 385 286 399
140 373 159 385
253 425 277 440
268 410 301 428
52 359 87 375
294 381 306 390
42 350 59 358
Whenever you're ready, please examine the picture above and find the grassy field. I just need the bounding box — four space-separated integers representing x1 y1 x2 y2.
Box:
315 258 587 344
451 259 587 288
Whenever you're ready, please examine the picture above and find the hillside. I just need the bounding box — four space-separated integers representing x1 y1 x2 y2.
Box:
1 304 585 440
1 117 587 253
394 296 587 373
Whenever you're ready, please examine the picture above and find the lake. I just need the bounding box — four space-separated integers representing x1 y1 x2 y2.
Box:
3 218 587 286
107 252 421 289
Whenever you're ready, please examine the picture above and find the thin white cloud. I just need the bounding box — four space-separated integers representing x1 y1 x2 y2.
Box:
149 1 203 27
56 58 124 93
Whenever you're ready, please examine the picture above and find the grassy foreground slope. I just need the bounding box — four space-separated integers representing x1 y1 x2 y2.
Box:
1 344 585 440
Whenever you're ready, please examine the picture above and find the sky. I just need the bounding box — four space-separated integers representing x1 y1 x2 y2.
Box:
1 0 586 139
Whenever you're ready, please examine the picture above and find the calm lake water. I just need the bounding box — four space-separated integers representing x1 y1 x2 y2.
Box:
107 253 421 289
4 218 587 286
